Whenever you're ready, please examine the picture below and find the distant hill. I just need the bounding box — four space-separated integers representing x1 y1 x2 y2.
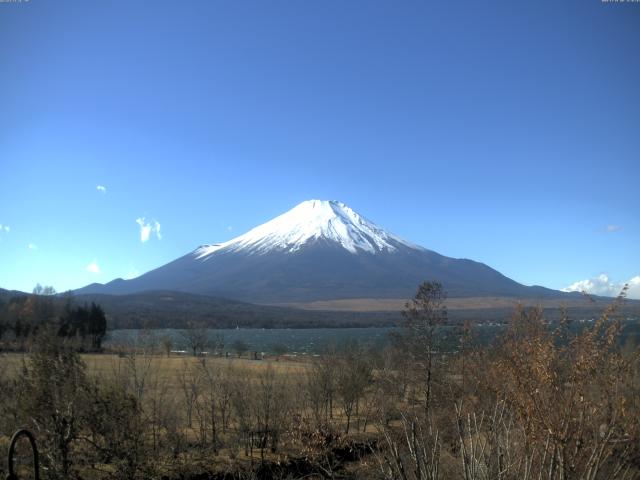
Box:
57 290 640 329
73 290 399 329
0 287 27 303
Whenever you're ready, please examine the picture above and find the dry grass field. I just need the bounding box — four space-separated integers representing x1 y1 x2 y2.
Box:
269 294 640 312
1 351 312 369
0 351 321 433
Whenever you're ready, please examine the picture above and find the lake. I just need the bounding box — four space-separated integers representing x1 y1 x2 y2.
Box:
106 327 399 355
106 318 639 355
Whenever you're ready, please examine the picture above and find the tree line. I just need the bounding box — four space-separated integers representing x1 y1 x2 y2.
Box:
0 285 107 351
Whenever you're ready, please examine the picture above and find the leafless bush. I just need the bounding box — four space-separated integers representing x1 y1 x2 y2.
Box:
376 410 441 480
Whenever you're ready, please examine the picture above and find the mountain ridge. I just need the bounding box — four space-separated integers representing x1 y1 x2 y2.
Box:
74 200 583 303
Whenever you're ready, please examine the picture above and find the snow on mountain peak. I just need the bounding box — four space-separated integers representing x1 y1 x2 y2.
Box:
194 200 421 259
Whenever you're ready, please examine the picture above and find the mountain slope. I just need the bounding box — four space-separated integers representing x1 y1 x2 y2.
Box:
75 200 569 303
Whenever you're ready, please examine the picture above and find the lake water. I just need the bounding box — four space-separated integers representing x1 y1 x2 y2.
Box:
106 327 399 354
106 318 639 355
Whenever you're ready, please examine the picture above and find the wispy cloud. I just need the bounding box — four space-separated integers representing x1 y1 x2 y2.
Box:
136 217 162 243
227 225 234 232
0 224 9 242
562 273 640 300
605 224 621 232
86 260 101 274
96 185 107 194
28 243 38 250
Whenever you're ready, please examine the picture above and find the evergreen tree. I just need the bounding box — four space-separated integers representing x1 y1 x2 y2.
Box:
88 302 107 350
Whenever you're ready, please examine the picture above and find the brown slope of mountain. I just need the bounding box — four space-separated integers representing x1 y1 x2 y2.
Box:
268 295 640 313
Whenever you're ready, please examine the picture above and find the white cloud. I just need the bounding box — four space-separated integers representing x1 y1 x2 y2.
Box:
562 274 640 300
136 217 162 242
605 224 621 232
96 185 107 194
86 260 101 274
0 224 9 235
28 243 38 250
628 276 640 300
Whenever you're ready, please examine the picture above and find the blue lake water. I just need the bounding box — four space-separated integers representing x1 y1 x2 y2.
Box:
106 327 399 354
106 319 639 355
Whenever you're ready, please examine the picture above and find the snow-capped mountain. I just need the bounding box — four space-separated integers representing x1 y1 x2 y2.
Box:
75 200 563 303
194 200 420 257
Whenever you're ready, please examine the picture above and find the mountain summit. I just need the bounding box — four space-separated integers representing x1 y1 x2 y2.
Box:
195 199 420 257
75 200 563 303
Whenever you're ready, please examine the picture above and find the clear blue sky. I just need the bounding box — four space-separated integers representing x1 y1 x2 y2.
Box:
1 0 638 298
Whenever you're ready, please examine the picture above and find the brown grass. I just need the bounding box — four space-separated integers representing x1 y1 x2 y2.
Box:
1 352 312 401
266 295 629 311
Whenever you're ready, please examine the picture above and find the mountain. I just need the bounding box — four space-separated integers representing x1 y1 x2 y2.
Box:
75 199 572 303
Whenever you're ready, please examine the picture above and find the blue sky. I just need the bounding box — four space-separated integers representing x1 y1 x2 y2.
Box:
0 0 638 298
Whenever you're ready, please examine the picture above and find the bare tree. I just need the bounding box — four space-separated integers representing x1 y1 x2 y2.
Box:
18 328 88 479
232 339 250 358
376 411 441 480
252 365 291 462
217 362 235 434
229 367 255 457
177 360 200 429
193 357 229 451
306 354 339 427
211 333 225 356
336 347 372 434
142 358 173 454
402 281 447 417
160 335 173 357
179 322 210 356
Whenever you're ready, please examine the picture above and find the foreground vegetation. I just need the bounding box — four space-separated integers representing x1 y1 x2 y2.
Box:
0 283 638 479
